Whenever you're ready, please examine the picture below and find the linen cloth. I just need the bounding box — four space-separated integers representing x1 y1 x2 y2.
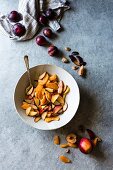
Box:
0 0 70 41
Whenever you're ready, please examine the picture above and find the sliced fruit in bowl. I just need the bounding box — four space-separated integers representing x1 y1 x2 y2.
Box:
14 64 80 130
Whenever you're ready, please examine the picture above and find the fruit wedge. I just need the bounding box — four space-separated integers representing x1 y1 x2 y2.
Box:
63 102 68 112
24 99 32 104
45 116 60 123
41 112 47 120
34 98 40 106
59 155 71 163
26 86 33 95
57 95 64 105
63 85 67 92
53 105 62 114
39 106 49 114
40 95 47 105
45 88 54 93
49 74 57 81
46 82 58 90
29 111 39 117
21 102 30 110
39 72 46 80
38 73 49 85
64 86 70 95
35 84 43 93
34 117 41 122
51 94 59 103
30 104 37 110
26 107 32 116
45 90 52 102
58 80 64 94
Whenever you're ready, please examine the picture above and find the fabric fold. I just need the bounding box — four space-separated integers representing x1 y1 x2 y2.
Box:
0 0 70 41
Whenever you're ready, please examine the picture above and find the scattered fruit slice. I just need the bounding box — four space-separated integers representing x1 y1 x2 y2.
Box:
39 72 46 80
53 105 62 114
68 142 78 148
66 133 77 144
92 137 102 147
60 143 69 148
34 117 41 122
59 155 71 163
45 116 60 123
78 65 85 76
53 135 60 145
58 81 64 94
26 107 32 116
51 94 59 103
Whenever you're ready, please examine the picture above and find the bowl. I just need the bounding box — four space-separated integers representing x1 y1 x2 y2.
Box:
14 64 80 130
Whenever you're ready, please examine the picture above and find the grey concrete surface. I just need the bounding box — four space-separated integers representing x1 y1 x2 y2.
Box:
0 0 113 170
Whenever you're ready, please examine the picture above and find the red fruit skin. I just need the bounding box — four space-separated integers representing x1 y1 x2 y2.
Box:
48 45 58 56
36 35 47 46
39 15 48 25
12 23 26 37
86 129 96 140
8 11 21 22
45 8 56 20
79 138 93 154
43 28 52 38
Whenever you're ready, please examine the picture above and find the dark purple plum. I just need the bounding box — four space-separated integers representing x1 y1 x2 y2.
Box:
36 35 47 46
8 11 21 22
45 8 56 19
48 45 58 56
39 15 48 25
12 23 26 37
43 28 52 38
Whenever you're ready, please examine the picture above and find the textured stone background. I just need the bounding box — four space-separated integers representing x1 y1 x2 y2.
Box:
0 0 113 170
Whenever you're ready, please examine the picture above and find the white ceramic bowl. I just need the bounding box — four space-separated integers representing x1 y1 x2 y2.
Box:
14 64 80 130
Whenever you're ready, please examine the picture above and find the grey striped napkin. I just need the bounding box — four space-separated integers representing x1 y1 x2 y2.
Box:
0 0 70 41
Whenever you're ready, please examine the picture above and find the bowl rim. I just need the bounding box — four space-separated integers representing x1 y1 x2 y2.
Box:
14 64 80 130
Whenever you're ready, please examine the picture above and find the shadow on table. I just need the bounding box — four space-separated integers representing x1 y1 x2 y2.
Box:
58 85 98 133
91 144 106 161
